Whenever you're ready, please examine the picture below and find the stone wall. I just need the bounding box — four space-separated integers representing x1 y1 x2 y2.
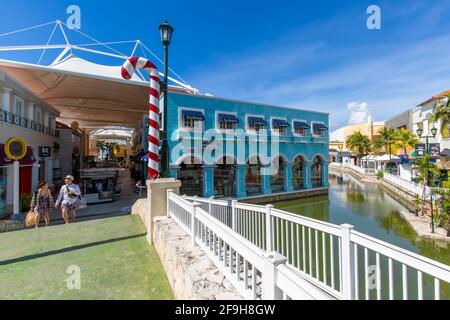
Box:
153 216 242 300
0 220 24 233
132 198 242 300
242 188 329 205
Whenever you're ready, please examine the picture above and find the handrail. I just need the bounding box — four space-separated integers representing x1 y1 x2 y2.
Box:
174 192 450 300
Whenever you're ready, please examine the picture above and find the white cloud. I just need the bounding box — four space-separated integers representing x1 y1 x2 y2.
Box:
347 101 370 125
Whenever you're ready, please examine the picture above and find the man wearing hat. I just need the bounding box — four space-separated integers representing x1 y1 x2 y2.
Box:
55 175 82 224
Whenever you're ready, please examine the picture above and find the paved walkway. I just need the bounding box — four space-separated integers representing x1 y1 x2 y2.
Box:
47 193 144 225
0 215 173 299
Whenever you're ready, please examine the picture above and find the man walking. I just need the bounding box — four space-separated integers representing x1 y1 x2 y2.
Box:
55 175 81 224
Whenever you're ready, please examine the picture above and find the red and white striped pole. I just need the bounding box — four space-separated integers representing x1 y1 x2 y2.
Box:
121 57 161 180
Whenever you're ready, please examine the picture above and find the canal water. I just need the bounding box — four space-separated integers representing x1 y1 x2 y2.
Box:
274 172 450 299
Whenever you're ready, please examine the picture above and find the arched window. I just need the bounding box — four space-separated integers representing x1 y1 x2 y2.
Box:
246 156 262 195
270 156 285 193
179 157 203 196
214 156 236 197
292 156 305 190
311 156 324 187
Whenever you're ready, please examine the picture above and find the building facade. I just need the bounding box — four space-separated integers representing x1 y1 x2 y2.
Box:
385 109 414 131
155 92 329 199
0 71 60 217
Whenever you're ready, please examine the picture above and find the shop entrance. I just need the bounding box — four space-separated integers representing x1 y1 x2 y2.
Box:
214 156 236 198
179 157 203 197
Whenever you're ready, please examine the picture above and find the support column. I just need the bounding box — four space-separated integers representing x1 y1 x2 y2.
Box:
2 87 12 113
32 162 39 192
322 160 329 187
304 160 313 189
27 102 34 122
284 161 294 192
44 158 54 187
261 164 272 195
169 165 180 179
203 165 215 198
235 164 247 198
12 161 22 221
146 178 181 245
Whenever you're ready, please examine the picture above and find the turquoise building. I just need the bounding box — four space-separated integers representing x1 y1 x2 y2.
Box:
144 91 329 199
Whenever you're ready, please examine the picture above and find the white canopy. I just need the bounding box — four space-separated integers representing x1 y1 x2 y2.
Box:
361 154 400 162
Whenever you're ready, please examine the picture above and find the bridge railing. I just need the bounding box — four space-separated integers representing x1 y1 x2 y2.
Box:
170 192 335 300
175 192 450 300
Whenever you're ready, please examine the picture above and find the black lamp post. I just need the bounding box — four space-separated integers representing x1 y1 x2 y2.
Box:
416 126 438 233
159 20 174 177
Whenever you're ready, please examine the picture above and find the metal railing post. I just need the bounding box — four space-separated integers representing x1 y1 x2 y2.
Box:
166 189 173 218
341 223 355 300
232 200 237 232
209 196 214 215
192 202 201 246
265 204 273 251
262 251 286 300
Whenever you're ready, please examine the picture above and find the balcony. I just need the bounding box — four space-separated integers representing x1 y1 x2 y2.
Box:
0 109 59 137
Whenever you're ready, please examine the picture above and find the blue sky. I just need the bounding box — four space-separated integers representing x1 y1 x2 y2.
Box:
0 0 449 130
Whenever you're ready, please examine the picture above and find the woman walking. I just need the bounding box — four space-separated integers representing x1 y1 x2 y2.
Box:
30 181 53 228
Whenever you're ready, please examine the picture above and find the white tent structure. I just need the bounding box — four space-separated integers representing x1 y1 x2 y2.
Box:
0 20 198 130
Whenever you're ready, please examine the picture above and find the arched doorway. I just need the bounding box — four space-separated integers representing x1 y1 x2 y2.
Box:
292 155 305 190
246 156 262 196
179 157 203 196
214 156 236 197
311 156 324 188
270 155 285 193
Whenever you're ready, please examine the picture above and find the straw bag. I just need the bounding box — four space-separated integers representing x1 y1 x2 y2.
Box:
25 210 37 227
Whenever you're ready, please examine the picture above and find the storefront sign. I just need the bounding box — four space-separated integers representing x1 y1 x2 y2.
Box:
4 137 27 161
415 143 440 157
39 146 51 158
429 143 440 157
415 144 425 157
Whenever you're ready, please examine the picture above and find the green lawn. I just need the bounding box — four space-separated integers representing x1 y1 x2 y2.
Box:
0 215 173 300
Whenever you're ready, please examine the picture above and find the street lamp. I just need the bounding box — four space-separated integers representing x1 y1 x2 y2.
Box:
159 20 174 177
416 126 438 233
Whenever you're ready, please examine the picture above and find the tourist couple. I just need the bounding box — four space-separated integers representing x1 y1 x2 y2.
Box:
29 175 84 227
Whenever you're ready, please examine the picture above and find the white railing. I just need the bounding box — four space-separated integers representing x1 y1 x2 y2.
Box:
171 191 450 300
383 172 429 197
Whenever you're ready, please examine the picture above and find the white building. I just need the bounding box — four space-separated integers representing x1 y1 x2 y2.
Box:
412 90 450 155
0 70 60 217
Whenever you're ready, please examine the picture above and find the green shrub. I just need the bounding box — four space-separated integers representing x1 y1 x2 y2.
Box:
376 170 384 180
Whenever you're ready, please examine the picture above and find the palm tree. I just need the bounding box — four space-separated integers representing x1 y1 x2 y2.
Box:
345 131 371 166
412 154 440 219
430 93 450 138
395 128 419 157
373 128 398 173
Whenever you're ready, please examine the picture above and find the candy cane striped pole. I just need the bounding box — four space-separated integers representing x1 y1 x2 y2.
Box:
121 57 161 180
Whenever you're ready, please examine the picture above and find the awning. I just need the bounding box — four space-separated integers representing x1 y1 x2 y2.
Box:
182 110 205 121
313 123 328 131
441 149 450 157
218 114 239 123
248 117 266 126
272 119 290 128
293 121 310 129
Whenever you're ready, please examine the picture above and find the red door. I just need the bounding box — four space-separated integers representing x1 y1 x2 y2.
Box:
19 166 32 193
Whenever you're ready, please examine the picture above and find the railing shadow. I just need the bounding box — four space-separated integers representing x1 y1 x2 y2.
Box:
0 232 146 266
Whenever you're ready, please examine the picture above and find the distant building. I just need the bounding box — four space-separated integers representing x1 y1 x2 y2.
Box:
329 117 385 152
385 109 414 131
